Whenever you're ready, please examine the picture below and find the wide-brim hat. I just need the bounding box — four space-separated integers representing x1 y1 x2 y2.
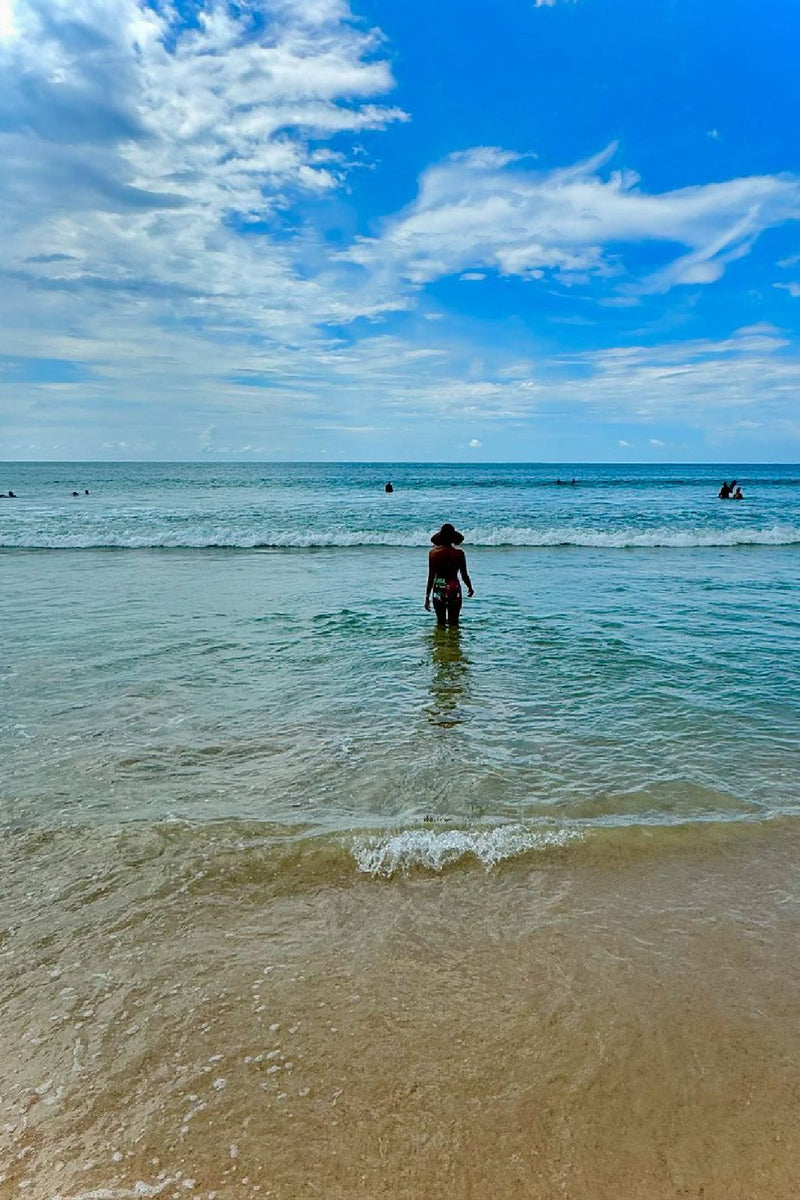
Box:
431 523 464 546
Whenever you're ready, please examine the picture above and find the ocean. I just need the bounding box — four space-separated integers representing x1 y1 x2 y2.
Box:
3 461 800 1198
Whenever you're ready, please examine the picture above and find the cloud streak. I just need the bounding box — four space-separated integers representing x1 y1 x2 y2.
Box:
347 144 800 294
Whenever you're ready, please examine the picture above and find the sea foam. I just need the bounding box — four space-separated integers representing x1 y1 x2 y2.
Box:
350 824 580 876
52 1181 173 1199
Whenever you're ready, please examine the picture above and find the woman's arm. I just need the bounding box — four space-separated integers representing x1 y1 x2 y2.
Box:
425 554 436 609
459 551 475 597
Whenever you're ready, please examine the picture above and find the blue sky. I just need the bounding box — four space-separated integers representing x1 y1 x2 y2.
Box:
2 0 800 461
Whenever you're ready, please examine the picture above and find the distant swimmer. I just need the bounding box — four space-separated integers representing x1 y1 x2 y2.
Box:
84 489 89 495
733 486 744 500
718 481 731 499
72 491 80 497
7 490 16 498
385 481 394 493
425 523 474 626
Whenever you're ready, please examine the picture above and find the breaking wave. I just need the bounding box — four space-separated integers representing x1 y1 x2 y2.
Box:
4 816 798 899
350 824 582 875
3 524 800 550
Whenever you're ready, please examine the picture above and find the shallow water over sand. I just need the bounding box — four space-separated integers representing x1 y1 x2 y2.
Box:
5 541 800 836
3 818 800 1199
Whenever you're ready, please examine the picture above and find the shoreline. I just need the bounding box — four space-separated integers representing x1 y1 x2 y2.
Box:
4 819 800 1199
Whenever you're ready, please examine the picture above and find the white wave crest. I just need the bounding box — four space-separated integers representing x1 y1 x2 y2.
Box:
0 529 425 550
3 523 800 550
350 824 580 876
52 1180 173 1200
461 524 800 548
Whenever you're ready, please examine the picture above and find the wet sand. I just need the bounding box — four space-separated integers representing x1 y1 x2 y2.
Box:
3 821 800 1199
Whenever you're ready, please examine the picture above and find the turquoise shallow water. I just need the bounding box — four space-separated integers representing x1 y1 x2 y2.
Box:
2 462 800 869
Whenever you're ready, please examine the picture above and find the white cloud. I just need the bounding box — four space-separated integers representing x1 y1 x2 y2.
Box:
618 440 631 447
0 0 408 350
346 143 800 295
0 0 17 39
469 438 481 447
649 438 664 445
773 281 800 297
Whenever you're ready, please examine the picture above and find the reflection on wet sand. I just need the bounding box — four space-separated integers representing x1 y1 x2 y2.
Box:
426 626 470 727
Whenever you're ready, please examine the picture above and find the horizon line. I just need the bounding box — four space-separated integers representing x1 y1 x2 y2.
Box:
3 459 800 468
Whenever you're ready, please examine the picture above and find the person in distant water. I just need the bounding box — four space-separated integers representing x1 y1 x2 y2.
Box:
72 491 80 497
7 490 16 498
733 486 744 500
425 523 474 626
84 489 89 495
718 481 731 499
385 481 393 493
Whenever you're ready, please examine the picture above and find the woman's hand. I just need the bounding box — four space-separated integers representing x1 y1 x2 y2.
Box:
467 587 475 598
424 597 431 610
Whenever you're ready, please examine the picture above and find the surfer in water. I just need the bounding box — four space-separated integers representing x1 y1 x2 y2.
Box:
425 523 474 626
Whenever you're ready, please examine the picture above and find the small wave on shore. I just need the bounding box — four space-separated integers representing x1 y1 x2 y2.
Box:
4 814 796 908
350 823 581 875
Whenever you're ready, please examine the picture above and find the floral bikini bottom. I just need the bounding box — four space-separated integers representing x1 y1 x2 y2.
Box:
432 576 462 604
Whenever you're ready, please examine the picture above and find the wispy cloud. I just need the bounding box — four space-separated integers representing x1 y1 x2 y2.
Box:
545 326 799 426
346 144 800 295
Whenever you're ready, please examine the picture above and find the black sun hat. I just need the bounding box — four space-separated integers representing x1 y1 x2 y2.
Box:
430 523 464 546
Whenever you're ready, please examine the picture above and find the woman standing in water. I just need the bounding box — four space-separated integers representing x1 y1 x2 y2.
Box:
425 523 474 625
